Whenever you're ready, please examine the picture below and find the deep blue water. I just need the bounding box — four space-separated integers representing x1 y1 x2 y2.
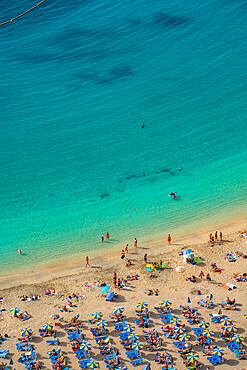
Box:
0 0 247 275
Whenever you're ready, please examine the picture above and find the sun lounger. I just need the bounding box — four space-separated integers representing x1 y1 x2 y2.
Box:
126 351 140 359
46 339 60 345
197 299 213 307
162 367 176 370
130 357 143 366
207 355 224 364
0 351 9 358
221 284 231 290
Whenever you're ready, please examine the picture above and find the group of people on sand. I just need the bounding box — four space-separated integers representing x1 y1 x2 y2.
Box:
209 231 223 244
186 271 211 283
113 272 128 289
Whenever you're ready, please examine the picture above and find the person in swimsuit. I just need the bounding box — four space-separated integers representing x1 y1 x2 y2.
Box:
167 234 171 245
85 256 90 268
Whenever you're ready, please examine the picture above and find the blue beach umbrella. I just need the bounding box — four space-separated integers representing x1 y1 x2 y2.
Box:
226 325 238 333
21 328 33 336
114 307 125 315
187 352 199 363
212 348 225 357
174 327 186 334
170 318 182 326
92 312 103 320
132 342 144 350
43 323 53 331
136 302 148 310
101 285 110 294
96 320 108 327
10 307 20 315
202 329 214 338
160 300 172 307
199 321 210 329
220 318 232 326
127 333 139 341
179 333 190 341
80 342 91 351
232 335 244 343
87 360 99 368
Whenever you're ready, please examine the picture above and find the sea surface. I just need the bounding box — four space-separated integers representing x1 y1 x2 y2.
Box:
0 0 247 276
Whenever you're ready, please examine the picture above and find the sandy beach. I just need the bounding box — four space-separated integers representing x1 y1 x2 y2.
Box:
0 223 247 370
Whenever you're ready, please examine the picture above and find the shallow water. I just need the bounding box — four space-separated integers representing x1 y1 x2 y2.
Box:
0 0 247 275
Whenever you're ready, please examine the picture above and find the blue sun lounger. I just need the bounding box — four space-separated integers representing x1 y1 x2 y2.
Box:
130 357 143 366
0 351 9 358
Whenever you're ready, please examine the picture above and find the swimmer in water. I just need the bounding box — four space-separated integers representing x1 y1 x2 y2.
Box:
179 168 183 171
18 249 22 254
169 192 177 199
142 124 144 128
142 173 145 177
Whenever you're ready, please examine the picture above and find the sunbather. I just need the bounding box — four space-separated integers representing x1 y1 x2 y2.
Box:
186 276 197 282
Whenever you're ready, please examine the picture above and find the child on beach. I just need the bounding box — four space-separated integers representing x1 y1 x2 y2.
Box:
85 256 90 268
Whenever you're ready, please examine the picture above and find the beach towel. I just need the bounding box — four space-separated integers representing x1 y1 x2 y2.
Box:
194 257 203 265
221 284 231 290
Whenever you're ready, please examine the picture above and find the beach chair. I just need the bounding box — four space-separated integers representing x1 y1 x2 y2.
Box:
0 351 9 358
140 363 151 370
46 339 60 345
207 355 224 364
162 368 176 370
130 357 143 366
126 350 139 359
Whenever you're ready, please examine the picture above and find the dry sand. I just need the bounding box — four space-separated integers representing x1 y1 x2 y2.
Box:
0 224 247 370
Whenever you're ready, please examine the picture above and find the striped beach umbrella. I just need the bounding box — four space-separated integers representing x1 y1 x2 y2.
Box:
123 324 135 332
96 320 108 327
115 367 127 370
136 302 148 310
80 342 92 351
132 342 144 350
114 307 125 315
87 360 99 368
220 318 232 326
160 300 172 307
92 312 103 320
127 333 139 341
232 335 244 343
179 333 190 341
199 321 210 329
244 314 247 319
42 323 53 331
170 318 182 326
226 325 238 333
202 329 214 338
187 352 199 363
21 328 33 337
212 348 225 357
174 327 186 334
10 307 20 315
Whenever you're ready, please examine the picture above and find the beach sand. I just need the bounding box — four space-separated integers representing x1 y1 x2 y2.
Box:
0 224 247 369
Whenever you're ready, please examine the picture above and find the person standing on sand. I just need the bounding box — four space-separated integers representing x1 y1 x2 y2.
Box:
85 256 90 268
101 235 104 242
144 254 147 263
220 232 223 242
206 273 211 282
125 244 128 254
215 231 218 240
199 271 204 279
134 238 137 247
209 233 212 242
167 234 171 245
121 250 125 259
105 232 109 240
211 236 214 245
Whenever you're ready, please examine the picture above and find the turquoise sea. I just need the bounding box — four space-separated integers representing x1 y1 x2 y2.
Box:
0 0 247 276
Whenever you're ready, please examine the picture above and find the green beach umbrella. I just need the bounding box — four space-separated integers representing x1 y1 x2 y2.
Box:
96 320 108 327
10 307 20 315
42 323 53 331
114 307 125 315
212 348 225 357
202 329 214 338
92 312 103 320
220 318 232 326
187 352 199 363
232 335 244 343
127 333 140 341
199 321 210 329
21 328 33 336
160 300 172 307
179 333 190 341
226 325 238 333
132 342 144 350
136 302 148 310
123 324 135 332
87 360 99 368
80 342 92 351
170 318 182 326
174 327 186 334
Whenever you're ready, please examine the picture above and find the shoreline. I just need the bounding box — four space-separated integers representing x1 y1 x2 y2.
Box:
0 216 246 290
